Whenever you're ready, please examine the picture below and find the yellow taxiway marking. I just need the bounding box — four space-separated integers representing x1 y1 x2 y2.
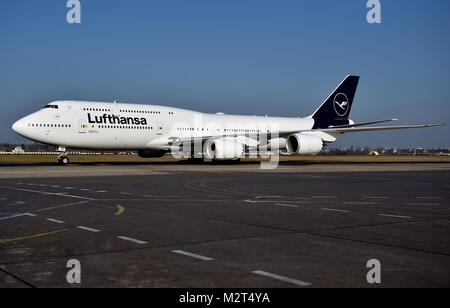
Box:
115 204 125 216
0 229 68 244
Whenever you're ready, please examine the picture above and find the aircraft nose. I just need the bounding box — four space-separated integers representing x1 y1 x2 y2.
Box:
12 118 26 134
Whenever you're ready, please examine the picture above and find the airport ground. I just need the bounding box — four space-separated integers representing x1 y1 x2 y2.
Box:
1 153 450 164
0 156 449 287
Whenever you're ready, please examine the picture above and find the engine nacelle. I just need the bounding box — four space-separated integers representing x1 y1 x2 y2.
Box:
137 149 167 158
205 138 244 160
286 133 323 155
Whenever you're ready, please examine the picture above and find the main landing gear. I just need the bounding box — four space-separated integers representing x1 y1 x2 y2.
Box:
56 146 70 165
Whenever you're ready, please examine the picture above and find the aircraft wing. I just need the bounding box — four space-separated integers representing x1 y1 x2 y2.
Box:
311 123 444 134
170 123 444 145
328 119 398 128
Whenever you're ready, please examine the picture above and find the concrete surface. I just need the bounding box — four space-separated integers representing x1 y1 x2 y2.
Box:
0 164 449 287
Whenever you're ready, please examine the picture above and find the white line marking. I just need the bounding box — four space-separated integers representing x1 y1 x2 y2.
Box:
7 201 27 206
51 186 60 188
117 236 147 245
94 190 107 193
378 214 412 219
32 201 88 213
144 195 180 198
80 188 91 191
254 195 284 199
252 270 312 287
0 213 36 221
38 184 48 187
276 203 299 208
0 186 97 201
404 203 440 206
322 208 349 213
65 187 75 190
46 218 65 224
77 226 101 232
105 198 229 202
311 196 336 199
416 197 440 199
0 201 88 221
343 202 376 205
0 201 88 220
172 250 214 261
364 196 390 199
245 199 277 204
293 197 312 200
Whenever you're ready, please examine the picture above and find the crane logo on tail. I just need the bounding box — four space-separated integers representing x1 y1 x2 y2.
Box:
333 93 350 117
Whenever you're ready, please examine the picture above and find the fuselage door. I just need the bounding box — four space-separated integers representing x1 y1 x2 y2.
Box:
156 122 163 135
111 103 120 117
78 119 86 134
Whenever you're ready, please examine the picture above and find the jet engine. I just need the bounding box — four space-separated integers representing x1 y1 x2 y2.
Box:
137 149 167 158
205 138 244 160
286 133 323 155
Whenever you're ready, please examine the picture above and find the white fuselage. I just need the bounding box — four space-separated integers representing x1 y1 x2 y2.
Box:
12 101 315 150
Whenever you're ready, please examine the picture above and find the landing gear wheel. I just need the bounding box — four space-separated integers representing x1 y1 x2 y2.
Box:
58 156 70 165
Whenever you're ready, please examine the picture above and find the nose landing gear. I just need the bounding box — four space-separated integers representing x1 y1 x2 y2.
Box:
57 155 70 165
56 146 70 165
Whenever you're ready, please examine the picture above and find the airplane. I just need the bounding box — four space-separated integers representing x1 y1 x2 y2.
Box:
11 75 443 165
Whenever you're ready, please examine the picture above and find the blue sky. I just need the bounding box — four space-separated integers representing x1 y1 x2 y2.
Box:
1 0 449 147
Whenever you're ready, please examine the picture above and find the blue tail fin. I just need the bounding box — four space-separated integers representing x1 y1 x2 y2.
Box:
311 75 360 128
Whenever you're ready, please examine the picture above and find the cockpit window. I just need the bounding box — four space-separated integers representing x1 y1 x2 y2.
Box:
43 105 59 109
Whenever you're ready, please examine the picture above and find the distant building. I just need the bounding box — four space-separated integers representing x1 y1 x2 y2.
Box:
11 147 25 154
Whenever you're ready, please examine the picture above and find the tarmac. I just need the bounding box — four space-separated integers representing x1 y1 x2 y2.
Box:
0 162 449 287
